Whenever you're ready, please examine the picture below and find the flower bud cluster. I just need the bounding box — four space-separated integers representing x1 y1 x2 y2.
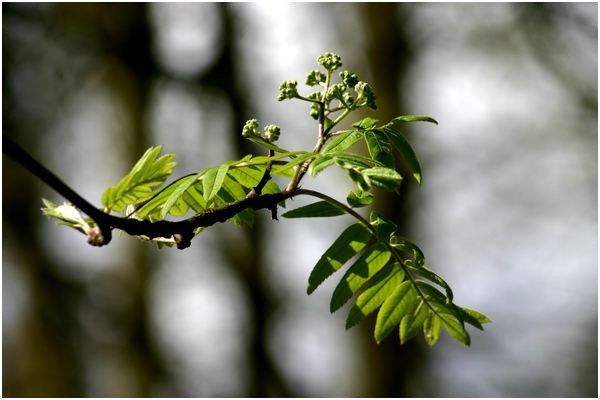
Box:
339 70 359 88
305 69 326 86
355 81 377 110
317 52 342 71
277 80 298 101
242 119 260 138
325 83 347 102
264 124 281 142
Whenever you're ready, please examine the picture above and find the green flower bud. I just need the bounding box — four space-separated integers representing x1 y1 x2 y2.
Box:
317 52 342 71
309 103 320 120
343 92 355 105
242 119 260 138
305 69 327 86
264 124 281 142
325 83 347 102
355 81 377 110
308 90 323 101
339 70 359 88
278 80 298 101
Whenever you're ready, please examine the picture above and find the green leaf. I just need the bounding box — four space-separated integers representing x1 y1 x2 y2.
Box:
370 211 398 242
102 146 176 212
227 165 280 195
459 307 492 330
159 174 200 219
353 117 379 129
282 201 345 218
271 153 316 176
383 127 422 185
439 312 471 346
307 223 373 294
323 130 363 153
203 164 230 203
399 300 429 344
330 244 392 313
406 263 454 302
347 168 371 191
374 280 418 343
308 155 336 176
391 115 438 125
181 185 207 213
364 130 394 168
346 190 373 208
423 311 442 347
331 152 381 169
246 136 292 154
416 281 471 346
346 263 405 329
362 167 403 191
217 177 254 226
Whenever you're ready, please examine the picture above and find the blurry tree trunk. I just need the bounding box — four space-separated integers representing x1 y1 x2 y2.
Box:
195 4 291 396
359 3 427 396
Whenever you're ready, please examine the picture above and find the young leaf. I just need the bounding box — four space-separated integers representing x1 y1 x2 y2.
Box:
271 153 316 176
352 117 379 130
347 168 371 191
383 127 422 185
308 155 336 176
102 146 176 212
391 115 438 125
346 263 405 329
364 130 394 168
330 244 392 313
203 164 230 203
332 152 381 169
423 311 442 347
323 130 363 153
346 190 373 208
459 307 492 330
439 312 471 346
228 165 279 195
362 167 403 190
307 222 373 294
370 211 398 242
246 136 292 154
159 174 200 219
216 177 254 226
181 185 206 213
406 263 454 302
282 201 345 218
374 280 418 343
399 300 429 344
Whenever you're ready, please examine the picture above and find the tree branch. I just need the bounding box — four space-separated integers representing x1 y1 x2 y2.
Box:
3 137 293 249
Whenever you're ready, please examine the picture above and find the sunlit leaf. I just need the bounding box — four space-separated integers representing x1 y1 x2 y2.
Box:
346 190 373 208
361 167 403 190
374 280 418 343
203 164 230 203
323 130 363 153
352 117 379 129
383 127 422 185
282 201 345 218
364 130 394 168
346 263 405 329
307 222 373 294
330 244 391 312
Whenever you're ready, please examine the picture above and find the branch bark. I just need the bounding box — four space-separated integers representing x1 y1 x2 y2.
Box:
3 136 293 249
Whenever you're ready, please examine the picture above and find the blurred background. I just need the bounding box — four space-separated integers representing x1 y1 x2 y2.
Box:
2 3 597 397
